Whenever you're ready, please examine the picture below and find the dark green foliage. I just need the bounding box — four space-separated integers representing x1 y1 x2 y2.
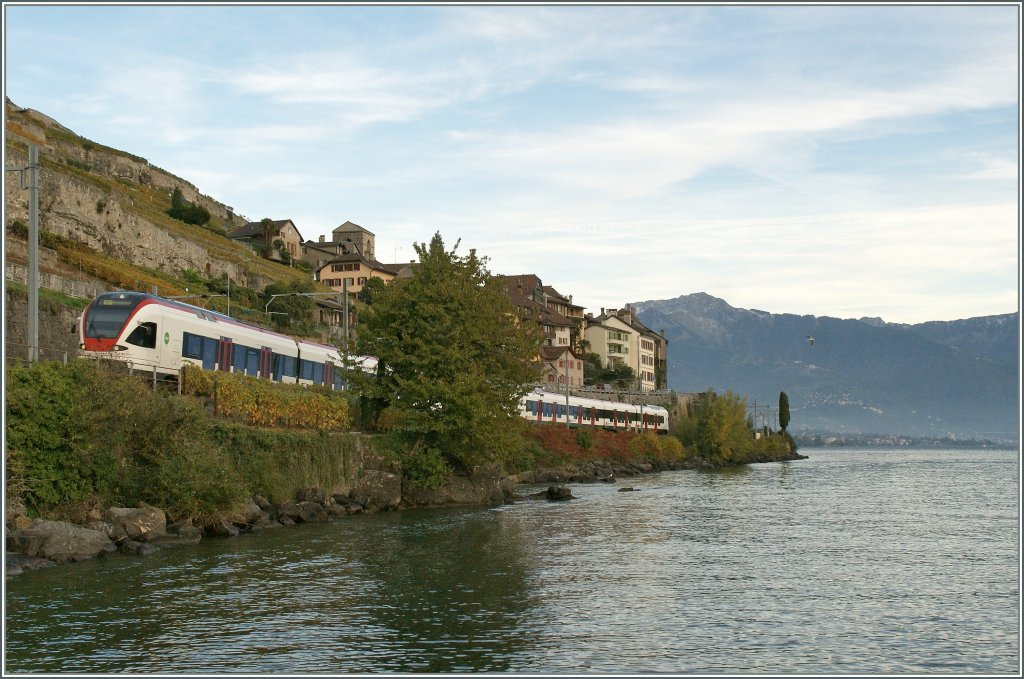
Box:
779 391 791 432
7 219 28 238
166 186 211 226
260 217 279 245
262 278 320 329
4 361 362 523
354 232 541 472
400 446 451 490
212 425 357 503
575 428 595 451
583 353 636 387
65 157 92 172
5 361 113 510
359 276 386 305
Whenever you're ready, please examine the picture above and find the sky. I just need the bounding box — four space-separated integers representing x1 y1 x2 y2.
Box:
2 2 1020 324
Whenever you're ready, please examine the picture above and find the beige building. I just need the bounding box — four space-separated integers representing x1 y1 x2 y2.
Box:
316 254 399 295
584 307 668 392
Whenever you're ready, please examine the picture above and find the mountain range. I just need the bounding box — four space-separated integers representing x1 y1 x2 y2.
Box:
633 293 1019 442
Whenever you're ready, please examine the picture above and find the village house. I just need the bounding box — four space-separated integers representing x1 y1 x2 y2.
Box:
305 222 413 296
539 345 585 391
496 274 577 349
229 219 303 264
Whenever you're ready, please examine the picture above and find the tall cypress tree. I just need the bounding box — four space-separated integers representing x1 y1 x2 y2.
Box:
779 391 791 432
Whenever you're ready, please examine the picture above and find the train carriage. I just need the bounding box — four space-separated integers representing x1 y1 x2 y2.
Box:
78 291 346 389
519 388 669 434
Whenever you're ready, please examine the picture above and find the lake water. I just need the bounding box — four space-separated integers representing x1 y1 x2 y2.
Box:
3 448 1020 674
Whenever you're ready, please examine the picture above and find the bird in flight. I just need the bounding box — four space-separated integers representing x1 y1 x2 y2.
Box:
806 335 815 347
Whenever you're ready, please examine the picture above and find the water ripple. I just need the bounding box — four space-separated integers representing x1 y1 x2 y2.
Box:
5 449 1019 673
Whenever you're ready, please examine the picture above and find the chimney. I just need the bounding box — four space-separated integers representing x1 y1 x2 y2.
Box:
319 235 325 243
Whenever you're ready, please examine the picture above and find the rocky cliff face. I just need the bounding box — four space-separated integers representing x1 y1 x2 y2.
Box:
4 100 274 290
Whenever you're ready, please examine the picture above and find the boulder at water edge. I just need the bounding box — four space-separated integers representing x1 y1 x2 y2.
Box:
6 519 116 563
104 502 167 542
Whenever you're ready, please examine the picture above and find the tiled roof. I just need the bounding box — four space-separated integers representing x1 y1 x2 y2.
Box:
539 345 581 361
230 219 298 240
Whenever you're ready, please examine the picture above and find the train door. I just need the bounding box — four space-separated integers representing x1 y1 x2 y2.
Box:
324 362 334 389
260 347 273 379
537 400 543 422
217 337 234 372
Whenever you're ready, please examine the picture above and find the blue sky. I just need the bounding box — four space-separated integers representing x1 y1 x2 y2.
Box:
3 3 1019 324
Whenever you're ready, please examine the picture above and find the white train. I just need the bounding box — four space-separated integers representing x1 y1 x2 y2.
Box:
77 291 363 388
519 388 669 434
77 292 669 434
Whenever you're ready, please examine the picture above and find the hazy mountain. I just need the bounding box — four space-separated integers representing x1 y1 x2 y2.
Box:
633 293 1019 441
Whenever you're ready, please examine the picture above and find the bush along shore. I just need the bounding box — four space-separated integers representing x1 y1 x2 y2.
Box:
5 361 804 576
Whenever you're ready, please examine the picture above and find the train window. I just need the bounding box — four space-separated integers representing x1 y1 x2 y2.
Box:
182 332 203 359
568 406 578 418
83 293 147 339
542 403 553 417
125 322 157 349
202 337 217 370
313 363 325 384
299 359 314 381
281 356 297 378
557 404 566 417
525 400 536 414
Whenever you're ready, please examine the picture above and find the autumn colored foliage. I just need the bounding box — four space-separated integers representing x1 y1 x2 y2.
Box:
181 364 350 430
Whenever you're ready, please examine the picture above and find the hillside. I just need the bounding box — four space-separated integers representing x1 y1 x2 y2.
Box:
4 99 312 304
633 293 1019 442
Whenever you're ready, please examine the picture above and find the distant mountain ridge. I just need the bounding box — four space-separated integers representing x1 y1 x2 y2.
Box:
632 293 1019 442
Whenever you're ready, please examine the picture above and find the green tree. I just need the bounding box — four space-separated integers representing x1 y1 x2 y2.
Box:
583 353 635 388
353 232 540 476
779 391 791 432
675 390 753 465
359 276 386 305
263 279 319 328
166 186 211 226
261 218 279 246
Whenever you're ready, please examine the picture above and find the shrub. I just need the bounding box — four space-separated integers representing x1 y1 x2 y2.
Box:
181 365 349 430
4 361 362 523
400 446 451 490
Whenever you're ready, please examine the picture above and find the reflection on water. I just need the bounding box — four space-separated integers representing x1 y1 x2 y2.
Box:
4 449 1019 673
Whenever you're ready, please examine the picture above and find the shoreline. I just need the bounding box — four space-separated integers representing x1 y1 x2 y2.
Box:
4 450 808 577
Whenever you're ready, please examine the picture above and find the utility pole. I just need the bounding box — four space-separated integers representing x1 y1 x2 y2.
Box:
26 144 39 362
564 349 570 429
343 278 349 347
